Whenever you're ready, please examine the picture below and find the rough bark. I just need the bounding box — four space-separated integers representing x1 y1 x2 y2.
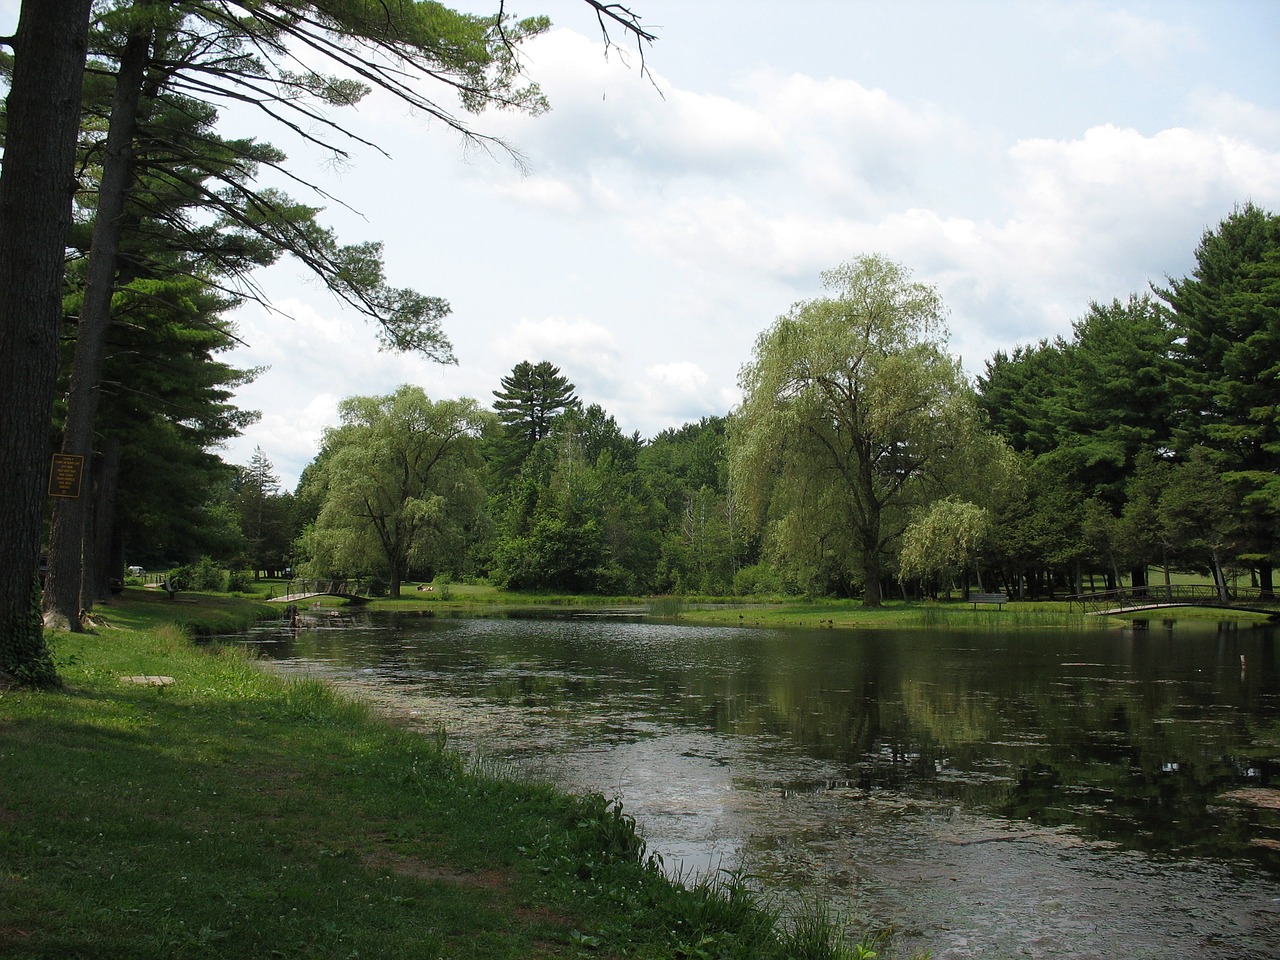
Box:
89 441 123 602
0 0 93 685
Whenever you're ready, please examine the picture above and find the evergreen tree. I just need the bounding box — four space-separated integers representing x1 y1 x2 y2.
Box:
1158 203 1280 595
490 360 579 478
491 403 657 593
1159 447 1242 598
233 448 298 578
639 417 741 594
979 295 1176 590
44 0 498 625
1055 296 1176 502
977 339 1072 456
94 275 260 574
979 295 1175 497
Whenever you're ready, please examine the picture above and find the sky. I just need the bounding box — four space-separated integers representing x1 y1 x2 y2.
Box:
6 1 1280 489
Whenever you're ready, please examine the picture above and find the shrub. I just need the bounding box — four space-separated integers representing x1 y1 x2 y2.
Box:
226 570 253 594
168 556 226 592
733 563 785 597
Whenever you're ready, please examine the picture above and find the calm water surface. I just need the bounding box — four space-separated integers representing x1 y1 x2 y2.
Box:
245 612 1280 959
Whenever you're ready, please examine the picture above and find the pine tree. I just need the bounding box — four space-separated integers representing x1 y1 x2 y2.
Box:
490 361 579 478
1158 203 1280 595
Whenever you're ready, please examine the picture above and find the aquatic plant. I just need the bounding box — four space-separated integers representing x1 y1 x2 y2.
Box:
649 595 689 618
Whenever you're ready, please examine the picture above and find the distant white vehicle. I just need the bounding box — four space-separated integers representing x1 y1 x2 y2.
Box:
127 565 146 577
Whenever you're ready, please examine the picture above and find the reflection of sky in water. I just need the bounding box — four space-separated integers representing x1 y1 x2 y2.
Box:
249 614 1280 959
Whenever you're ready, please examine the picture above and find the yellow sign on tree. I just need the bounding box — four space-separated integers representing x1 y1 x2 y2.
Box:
48 453 84 499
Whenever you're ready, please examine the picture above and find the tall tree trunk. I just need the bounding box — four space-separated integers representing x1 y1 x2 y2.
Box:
860 536 883 607
44 6 153 629
1131 565 1148 591
89 441 122 602
0 0 93 685
1259 561 1275 600
388 557 404 598
1211 549 1229 602
108 523 127 592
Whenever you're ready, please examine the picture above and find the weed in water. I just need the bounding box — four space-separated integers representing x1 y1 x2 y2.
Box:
649 595 688 618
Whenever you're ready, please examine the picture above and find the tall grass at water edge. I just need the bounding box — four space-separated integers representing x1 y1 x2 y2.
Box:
916 603 1098 630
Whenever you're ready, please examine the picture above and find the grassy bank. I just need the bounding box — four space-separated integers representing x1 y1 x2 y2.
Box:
94 584 276 634
244 577 1103 629
213 574 1274 631
653 597 1099 630
387 590 1272 630
1 596 896 960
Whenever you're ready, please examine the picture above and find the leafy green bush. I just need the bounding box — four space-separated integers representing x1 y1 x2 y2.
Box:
168 555 226 592
733 563 785 597
226 569 253 593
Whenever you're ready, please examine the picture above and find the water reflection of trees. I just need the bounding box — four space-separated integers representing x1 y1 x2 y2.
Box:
597 624 1278 870
257 618 1279 872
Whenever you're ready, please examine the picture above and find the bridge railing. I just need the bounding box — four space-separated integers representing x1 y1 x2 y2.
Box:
1068 583 1273 614
286 578 371 598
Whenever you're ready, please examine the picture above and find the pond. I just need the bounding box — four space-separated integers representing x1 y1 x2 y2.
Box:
243 611 1280 959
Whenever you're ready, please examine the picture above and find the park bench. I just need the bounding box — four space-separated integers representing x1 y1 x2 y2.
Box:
970 592 1008 610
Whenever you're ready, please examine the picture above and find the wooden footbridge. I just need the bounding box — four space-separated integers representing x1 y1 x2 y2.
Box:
1069 584 1280 617
268 578 373 604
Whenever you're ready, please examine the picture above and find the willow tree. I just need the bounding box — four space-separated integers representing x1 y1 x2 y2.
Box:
730 254 979 606
302 386 490 597
899 498 992 596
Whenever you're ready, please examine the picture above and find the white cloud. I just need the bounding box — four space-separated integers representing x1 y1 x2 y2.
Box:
1188 89 1280 150
1048 1 1199 75
501 315 618 365
1008 124 1280 210
487 174 585 214
491 316 624 404
998 124 1280 297
647 86 783 170
615 111 1280 368
225 392 339 485
753 72 963 194
224 297 459 482
647 360 707 392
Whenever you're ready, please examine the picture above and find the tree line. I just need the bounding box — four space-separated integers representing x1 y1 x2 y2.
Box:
232 366 742 600
235 205 1277 610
